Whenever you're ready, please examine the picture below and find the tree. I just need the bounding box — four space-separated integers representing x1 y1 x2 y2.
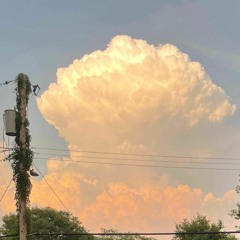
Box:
0 213 18 238
229 178 240 227
172 214 237 240
0 207 93 240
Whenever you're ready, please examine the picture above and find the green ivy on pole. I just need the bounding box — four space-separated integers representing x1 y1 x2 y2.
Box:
9 73 34 239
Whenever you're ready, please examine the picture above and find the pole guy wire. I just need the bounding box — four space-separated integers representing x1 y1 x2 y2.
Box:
0 178 13 202
32 162 70 213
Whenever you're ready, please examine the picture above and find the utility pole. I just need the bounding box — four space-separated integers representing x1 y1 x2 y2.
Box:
19 74 27 240
1 73 39 239
12 73 34 240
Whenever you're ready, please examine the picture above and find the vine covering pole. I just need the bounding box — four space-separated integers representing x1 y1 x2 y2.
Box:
12 73 34 240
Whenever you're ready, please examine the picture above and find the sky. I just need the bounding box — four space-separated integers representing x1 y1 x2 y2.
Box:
1 0 240 239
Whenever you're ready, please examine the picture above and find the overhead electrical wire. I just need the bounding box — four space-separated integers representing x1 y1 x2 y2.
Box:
32 162 70 213
27 230 240 237
3 146 240 170
34 157 240 171
0 233 19 239
32 148 240 171
0 178 13 202
1 230 240 238
34 147 240 161
3 146 240 162
0 79 15 86
34 152 240 165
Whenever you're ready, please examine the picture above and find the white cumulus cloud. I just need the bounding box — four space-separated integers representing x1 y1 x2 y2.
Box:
37 35 236 153
34 35 238 237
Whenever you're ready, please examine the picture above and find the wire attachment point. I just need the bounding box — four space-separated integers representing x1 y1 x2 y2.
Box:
32 84 40 96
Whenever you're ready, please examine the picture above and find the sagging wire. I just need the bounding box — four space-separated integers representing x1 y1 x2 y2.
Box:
1 230 239 239
34 147 240 161
33 157 240 171
0 233 19 239
0 178 13 202
26 230 240 237
33 151 240 165
0 79 15 86
32 162 70 213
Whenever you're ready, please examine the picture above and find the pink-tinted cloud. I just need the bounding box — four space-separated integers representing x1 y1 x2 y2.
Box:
30 35 240 237
0 148 15 218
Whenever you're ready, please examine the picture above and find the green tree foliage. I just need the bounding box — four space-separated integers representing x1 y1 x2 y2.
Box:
0 207 93 240
0 213 18 238
229 179 240 227
172 214 237 240
96 229 157 240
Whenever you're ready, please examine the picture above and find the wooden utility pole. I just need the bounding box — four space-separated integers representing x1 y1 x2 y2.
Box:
19 75 27 240
12 73 34 240
2 73 36 239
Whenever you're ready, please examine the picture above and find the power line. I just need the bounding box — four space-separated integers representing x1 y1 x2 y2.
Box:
3 147 240 170
2 230 239 239
0 233 19 239
34 157 240 171
0 79 15 86
0 178 13 202
26 230 240 236
34 147 240 161
32 162 70 213
4 146 240 170
4 146 240 162
34 152 240 165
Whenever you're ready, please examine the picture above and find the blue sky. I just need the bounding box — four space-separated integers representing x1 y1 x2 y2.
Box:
1 1 239 92
0 0 238 166
1 0 240 237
